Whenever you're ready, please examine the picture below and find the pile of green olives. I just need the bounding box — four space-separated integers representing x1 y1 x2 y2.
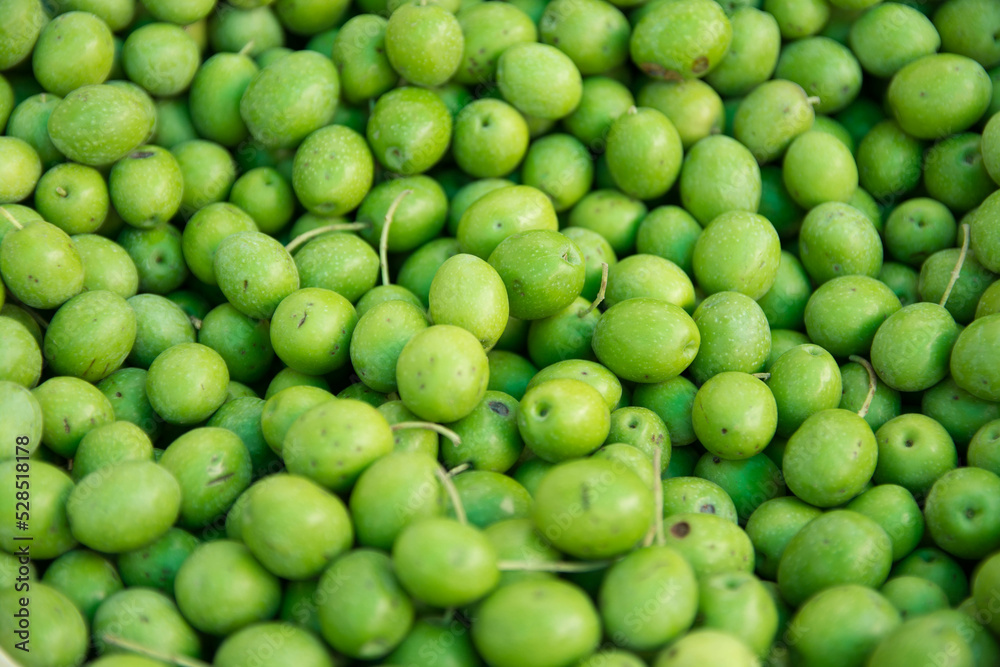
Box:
2 0 1000 665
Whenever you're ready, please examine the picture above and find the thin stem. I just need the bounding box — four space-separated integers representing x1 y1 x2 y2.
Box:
380 189 413 287
238 40 255 57
447 463 471 477
55 187 68 197
391 421 462 446
626 105 637 115
752 373 771 380
642 523 655 548
100 635 211 667
653 447 664 547
285 222 369 253
26 308 49 330
8 295 49 329
435 464 467 525
940 223 971 308
0 207 24 230
806 96 821 106
849 355 877 420
190 317 202 331
496 560 612 572
580 263 609 317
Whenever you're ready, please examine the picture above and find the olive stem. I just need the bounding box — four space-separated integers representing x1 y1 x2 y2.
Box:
100 635 211 667
448 463 471 476
238 40 255 57
380 189 413 287
55 187 68 197
7 294 49 329
580 263 609 317
653 446 665 547
435 464 467 525
496 560 612 572
190 317 202 331
849 355 877 420
806 96 821 106
0 206 24 230
285 222 369 253
939 223 971 308
752 373 771 380
391 421 462 446
26 308 50 330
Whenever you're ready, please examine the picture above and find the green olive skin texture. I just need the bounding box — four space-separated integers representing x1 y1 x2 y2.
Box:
6 2 1000 663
